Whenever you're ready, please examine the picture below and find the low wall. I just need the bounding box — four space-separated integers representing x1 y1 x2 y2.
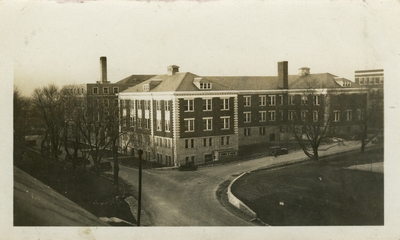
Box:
227 172 257 219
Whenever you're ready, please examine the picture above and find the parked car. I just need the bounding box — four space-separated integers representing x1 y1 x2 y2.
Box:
178 163 198 171
269 146 288 156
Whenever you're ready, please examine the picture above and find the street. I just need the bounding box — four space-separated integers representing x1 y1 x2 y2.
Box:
116 141 365 226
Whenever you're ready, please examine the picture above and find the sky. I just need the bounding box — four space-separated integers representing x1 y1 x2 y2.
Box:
3 0 400 96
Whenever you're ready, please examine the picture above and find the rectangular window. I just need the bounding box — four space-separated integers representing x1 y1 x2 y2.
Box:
279 95 284 105
220 136 230 146
93 87 99 94
203 118 213 131
156 100 162 111
114 99 119 107
379 77 384 84
244 112 251 123
156 119 162 131
203 99 212 111
269 95 276 106
221 98 229 110
301 95 308 105
313 95 320 106
113 87 119 94
144 100 150 110
145 119 150 129
185 139 194 149
346 110 353 121
103 87 109 94
103 99 109 108
221 137 224 146
259 111 266 122
209 138 213 146
165 119 170 132
137 100 142 110
137 118 142 128
259 95 266 106
184 118 195 132
301 110 308 121
279 110 284 121
259 127 266 135
203 138 207 147
244 96 251 107
130 116 134 126
289 95 295 105
184 99 194 112
334 110 340 122
313 111 319 122
164 101 170 111
357 109 363 120
369 77 374 84
221 116 230 130
104 111 109 121
244 128 251 136
269 110 276 121
288 110 295 120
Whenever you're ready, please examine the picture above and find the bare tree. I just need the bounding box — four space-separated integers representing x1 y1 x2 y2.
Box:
31 84 66 161
286 79 334 161
356 104 383 153
14 86 34 159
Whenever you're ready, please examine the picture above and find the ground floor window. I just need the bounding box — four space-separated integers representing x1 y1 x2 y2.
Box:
269 133 276 141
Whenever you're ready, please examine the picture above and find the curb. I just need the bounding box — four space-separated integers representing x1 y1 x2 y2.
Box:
227 172 257 219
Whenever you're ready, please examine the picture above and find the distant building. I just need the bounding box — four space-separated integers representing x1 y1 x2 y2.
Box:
65 57 155 127
118 62 368 166
354 69 384 125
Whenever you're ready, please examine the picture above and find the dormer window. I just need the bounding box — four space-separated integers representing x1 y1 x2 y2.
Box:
143 84 150 91
199 82 212 89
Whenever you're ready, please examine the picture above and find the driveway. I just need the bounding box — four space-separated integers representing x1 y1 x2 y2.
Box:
117 141 364 226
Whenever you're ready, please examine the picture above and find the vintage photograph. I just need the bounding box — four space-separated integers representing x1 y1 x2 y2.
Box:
3 0 399 239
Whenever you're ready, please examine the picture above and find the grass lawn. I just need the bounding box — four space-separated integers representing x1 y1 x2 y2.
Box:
231 148 384 226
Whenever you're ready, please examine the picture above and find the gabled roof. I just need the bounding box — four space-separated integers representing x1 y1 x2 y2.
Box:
289 73 362 89
116 75 156 85
120 71 362 93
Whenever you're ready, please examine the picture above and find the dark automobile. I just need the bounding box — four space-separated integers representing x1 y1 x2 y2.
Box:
269 146 288 156
178 163 198 171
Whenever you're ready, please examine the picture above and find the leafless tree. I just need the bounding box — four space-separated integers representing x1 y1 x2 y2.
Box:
14 86 34 158
286 79 335 161
31 84 66 161
356 103 383 153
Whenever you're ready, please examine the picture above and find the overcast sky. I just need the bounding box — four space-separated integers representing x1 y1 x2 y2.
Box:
4 0 399 96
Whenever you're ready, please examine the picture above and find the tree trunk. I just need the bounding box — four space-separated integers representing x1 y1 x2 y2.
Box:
113 145 119 196
313 147 319 161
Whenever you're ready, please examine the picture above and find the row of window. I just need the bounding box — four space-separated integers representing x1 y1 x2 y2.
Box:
356 77 384 85
154 137 172 148
244 128 277 139
92 86 119 94
184 117 230 132
155 154 173 166
184 98 230 112
243 95 321 107
185 136 231 148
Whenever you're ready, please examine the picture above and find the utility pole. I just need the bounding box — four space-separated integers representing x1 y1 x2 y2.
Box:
137 149 143 226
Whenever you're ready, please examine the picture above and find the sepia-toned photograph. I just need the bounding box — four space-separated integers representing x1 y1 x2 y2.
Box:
2 0 400 239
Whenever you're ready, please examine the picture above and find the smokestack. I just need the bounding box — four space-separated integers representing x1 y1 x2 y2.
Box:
100 56 107 83
278 61 289 89
298 67 310 76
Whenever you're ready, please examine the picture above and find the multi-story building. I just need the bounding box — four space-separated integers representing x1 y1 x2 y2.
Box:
354 69 384 131
65 56 155 126
118 62 368 166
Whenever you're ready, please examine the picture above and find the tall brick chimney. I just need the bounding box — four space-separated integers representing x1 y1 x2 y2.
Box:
100 56 107 83
278 61 289 89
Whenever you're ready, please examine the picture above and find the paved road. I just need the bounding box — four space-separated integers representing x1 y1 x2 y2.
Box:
117 141 364 226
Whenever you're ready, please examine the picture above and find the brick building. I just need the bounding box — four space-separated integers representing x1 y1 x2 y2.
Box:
118 62 368 166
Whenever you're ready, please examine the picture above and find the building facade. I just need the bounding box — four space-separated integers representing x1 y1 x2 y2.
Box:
118 62 368 166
